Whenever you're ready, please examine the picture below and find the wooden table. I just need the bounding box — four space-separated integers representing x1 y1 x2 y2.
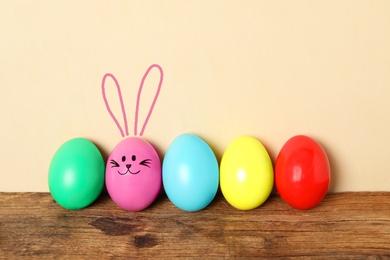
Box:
0 192 389 258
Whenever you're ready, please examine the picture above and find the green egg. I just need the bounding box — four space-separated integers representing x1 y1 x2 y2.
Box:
48 138 105 210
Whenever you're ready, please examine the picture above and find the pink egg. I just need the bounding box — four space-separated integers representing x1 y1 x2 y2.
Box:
101 64 164 211
105 137 161 211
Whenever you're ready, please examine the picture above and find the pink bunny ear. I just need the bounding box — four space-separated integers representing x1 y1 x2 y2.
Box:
134 64 164 136
102 73 129 137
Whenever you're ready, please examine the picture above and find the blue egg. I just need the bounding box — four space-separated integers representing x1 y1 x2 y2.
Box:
162 134 219 212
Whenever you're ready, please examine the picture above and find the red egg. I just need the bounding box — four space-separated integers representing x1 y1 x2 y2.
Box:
275 135 331 210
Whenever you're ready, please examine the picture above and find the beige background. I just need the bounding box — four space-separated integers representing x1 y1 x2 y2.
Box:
1 1 389 192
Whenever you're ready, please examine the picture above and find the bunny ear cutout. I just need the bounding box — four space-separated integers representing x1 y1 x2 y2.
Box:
102 73 129 137
134 64 164 136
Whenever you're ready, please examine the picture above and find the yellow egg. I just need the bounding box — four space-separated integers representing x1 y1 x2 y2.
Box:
220 136 274 210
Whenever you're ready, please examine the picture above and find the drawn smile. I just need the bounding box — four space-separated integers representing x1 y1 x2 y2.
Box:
118 169 140 175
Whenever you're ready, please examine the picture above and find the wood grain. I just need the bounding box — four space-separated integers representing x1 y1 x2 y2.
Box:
0 192 389 258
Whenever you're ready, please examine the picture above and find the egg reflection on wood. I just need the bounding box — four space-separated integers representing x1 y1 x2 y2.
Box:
162 134 219 212
220 136 274 210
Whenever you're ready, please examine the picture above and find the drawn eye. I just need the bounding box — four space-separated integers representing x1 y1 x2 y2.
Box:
139 159 151 168
110 159 120 168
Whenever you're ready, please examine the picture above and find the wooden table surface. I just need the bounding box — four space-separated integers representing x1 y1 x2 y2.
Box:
0 192 389 259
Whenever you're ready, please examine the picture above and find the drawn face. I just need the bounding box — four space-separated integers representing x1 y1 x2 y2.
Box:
110 154 151 175
105 137 162 212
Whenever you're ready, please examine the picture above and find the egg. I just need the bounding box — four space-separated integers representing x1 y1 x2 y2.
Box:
162 134 219 212
275 135 331 210
48 138 105 210
220 136 274 210
105 137 161 211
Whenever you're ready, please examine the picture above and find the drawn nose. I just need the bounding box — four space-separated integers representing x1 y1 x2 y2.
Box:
126 164 131 169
